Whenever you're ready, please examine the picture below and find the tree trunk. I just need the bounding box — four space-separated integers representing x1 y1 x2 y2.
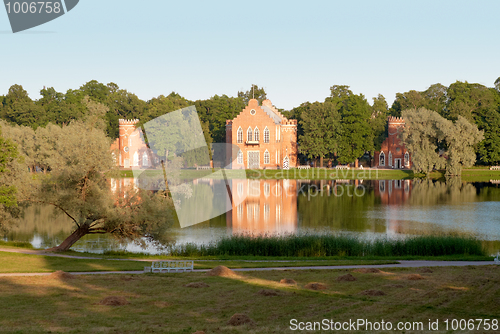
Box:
320 156 323 168
46 226 89 252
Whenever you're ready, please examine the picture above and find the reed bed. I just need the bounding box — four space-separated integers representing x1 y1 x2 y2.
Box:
168 234 486 257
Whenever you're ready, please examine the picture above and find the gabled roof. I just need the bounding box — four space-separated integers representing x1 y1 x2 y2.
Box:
261 105 283 124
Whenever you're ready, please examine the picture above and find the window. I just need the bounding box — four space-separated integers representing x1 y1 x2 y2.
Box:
404 152 409 166
142 151 149 167
264 150 270 164
264 127 270 143
254 127 260 142
237 150 243 164
237 182 244 197
264 183 270 197
379 180 385 192
249 180 260 196
379 151 385 166
264 204 270 221
250 109 256 115
133 151 139 166
237 204 243 221
247 127 253 141
388 151 392 167
276 204 281 222
237 127 243 143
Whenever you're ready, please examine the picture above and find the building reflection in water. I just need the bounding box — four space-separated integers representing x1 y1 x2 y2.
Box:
374 179 413 235
227 179 298 235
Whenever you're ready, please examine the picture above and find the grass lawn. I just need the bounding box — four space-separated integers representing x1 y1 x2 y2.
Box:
115 167 500 181
0 252 145 273
0 251 401 273
0 266 498 333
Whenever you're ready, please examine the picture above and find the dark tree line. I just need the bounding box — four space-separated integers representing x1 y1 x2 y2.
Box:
1 78 500 165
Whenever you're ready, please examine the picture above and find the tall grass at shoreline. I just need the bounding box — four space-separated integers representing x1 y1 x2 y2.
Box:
168 234 486 257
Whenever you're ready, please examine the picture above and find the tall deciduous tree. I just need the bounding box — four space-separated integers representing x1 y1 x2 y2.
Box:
336 93 374 164
238 84 267 104
402 108 483 175
401 108 447 174
444 116 484 175
370 94 389 152
298 101 340 166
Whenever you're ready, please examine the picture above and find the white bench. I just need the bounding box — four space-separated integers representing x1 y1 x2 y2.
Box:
297 165 311 169
144 260 194 273
335 165 350 170
490 166 500 170
495 254 499 265
196 166 211 170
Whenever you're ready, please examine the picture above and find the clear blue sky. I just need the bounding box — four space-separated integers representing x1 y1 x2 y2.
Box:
1 0 499 110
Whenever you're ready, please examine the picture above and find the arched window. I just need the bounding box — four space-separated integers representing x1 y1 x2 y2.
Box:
379 151 385 166
264 127 270 143
142 151 149 167
254 127 260 142
388 151 392 167
247 127 253 142
264 183 270 197
264 150 270 164
237 127 243 143
237 150 243 164
404 152 409 167
133 151 139 166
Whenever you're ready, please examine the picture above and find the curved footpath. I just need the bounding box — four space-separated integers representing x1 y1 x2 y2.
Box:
0 246 496 277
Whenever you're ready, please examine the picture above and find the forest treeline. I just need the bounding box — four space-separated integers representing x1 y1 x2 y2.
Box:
1 79 500 165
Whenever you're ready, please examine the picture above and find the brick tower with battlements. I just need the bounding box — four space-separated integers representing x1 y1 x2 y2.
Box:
110 119 151 169
372 116 411 169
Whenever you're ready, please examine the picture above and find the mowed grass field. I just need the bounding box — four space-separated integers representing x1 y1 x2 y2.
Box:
0 266 498 333
0 251 400 273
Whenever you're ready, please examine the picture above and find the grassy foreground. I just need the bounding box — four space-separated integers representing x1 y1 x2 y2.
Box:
0 251 400 273
0 266 498 333
117 167 500 181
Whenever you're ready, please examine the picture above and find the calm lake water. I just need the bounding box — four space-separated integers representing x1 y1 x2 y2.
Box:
5 178 500 254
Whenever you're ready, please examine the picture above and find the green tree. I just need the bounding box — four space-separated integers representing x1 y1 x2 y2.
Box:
237 84 267 104
336 94 374 164
495 77 500 92
194 95 245 143
370 94 389 152
298 101 340 166
401 108 447 174
1 85 45 128
443 116 484 175
390 90 425 117
0 130 29 234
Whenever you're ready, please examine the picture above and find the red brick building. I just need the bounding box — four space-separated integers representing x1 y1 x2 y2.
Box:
110 119 152 169
226 99 298 169
372 116 411 169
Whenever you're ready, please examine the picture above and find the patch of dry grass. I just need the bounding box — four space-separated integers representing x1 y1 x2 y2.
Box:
0 266 497 333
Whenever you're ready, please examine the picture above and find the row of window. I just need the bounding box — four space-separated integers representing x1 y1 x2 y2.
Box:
379 151 410 167
379 179 411 193
237 149 273 164
236 181 282 197
237 126 270 143
236 203 281 222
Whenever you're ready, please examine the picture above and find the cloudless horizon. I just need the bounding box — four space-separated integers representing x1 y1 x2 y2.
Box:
1 0 499 110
